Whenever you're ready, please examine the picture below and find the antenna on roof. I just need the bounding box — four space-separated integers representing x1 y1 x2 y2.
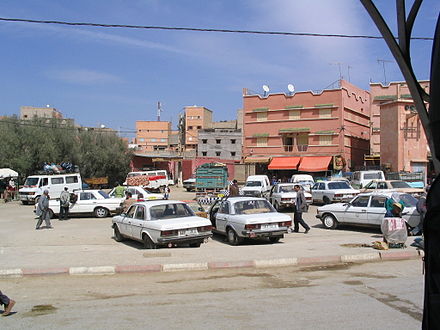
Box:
157 101 163 121
262 85 270 97
377 59 393 85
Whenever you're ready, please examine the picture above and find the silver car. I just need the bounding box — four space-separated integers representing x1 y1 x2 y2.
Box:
268 183 312 211
208 197 292 245
311 181 360 204
112 200 212 248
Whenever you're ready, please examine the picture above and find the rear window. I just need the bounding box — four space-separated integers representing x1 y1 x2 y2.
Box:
328 182 351 189
390 181 411 188
150 203 194 220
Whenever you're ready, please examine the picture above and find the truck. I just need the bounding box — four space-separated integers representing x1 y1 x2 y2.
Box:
195 163 228 195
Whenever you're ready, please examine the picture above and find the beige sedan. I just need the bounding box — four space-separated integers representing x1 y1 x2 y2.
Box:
361 180 424 196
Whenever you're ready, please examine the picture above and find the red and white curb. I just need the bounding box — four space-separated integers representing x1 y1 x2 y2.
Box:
0 250 423 278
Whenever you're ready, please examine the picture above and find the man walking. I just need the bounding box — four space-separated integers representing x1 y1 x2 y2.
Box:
36 190 52 229
293 185 310 234
0 291 15 316
59 187 70 220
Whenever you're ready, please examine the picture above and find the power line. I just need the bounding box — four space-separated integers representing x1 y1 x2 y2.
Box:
0 17 434 40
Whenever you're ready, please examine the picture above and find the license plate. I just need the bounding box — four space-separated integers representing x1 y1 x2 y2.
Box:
179 228 198 236
261 223 278 230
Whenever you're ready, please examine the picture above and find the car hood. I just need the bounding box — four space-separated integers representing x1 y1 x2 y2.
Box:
145 216 211 230
228 212 291 224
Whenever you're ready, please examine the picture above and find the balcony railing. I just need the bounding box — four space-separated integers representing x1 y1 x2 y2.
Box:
283 145 308 152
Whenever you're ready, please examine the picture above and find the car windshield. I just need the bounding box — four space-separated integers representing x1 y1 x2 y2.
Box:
98 190 110 199
24 177 39 186
279 185 295 192
397 193 418 207
328 182 351 189
364 173 383 180
150 203 195 220
234 200 275 214
390 181 411 188
246 181 262 187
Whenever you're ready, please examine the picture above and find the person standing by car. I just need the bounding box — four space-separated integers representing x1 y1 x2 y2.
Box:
114 182 125 198
164 185 171 200
122 191 136 212
36 190 52 230
229 179 240 197
59 187 70 220
293 185 310 234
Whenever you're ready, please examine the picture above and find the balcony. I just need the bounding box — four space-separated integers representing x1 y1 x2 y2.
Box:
283 145 308 152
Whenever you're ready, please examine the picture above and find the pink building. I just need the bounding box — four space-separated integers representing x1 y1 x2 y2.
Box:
242 80 371 172
184 106 213 149
136 121 171 152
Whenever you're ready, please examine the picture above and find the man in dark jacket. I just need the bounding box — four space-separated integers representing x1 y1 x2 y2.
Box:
229 180 240 197
293 185 310 233
36 190 52 229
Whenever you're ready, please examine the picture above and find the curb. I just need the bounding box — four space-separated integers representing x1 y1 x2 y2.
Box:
0 250 424 278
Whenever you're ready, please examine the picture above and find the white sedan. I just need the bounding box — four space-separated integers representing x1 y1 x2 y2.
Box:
112 200 212 248
109 186 164 200
311 181 360 204
316 192 421 230
208 197 292 245
48 190 123 218
268 183 312 211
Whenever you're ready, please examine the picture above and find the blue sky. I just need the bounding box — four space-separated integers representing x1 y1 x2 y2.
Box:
0 0 439 137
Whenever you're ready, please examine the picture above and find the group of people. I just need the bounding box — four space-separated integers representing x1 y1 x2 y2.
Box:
35 187 71 230
228 180 310 234
0 178 16 203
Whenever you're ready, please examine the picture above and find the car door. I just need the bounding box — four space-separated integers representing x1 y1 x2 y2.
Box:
343 195 370 224
268 186 276 204
312 183 324 202
215 201 230 233
77 192 97 213
129 204 146 240
367 195 387 225
120 205 137 236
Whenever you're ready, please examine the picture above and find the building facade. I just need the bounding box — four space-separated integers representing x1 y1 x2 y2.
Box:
197 128 242 161
242 80 371 172
135 121 171 152
184 106 213 149
20 106 63 120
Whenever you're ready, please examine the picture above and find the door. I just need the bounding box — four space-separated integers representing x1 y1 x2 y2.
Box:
76 192 97 213
215 201 230 233
312 183 324 202
368 195 387 225
130 205 146 239
268 186 276 204
343 195 370 224
50 177 64 197
120 205 137 236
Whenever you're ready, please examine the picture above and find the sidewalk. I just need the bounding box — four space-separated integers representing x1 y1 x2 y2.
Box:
0 199 423 277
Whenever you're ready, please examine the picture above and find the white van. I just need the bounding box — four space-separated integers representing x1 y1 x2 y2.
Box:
19 173 82 204
124 170 170 191
352 170 385 189
241 175 271 197
290 174 315 192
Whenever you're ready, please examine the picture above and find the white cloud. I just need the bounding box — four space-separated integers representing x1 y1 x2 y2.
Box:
46 68 124 84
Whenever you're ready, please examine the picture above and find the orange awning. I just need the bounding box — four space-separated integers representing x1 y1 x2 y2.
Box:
268 157 301 170
298 156 332 172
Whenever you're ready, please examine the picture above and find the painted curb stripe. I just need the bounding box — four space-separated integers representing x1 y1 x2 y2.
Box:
379 250 421 260
69 266 115 275
22 267 69 276
341 253 381 263
208 261 254 269
162 263 208 272
298 255 342 265
254 258 298 268
115 264 162 273
0 268 23 276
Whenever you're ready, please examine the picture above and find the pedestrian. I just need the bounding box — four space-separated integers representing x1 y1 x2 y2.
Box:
114 182 125 198
36 190 52 230
8 178 16 200
164 185 171 200
229 179 240 197
410 191 427 236
0 179 6 200
122 191 136 212
0 291 15 316
59 187 70 220
293 185 310 234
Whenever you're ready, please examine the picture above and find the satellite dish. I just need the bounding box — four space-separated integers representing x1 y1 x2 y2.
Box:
262 85 270 93
287 84 295 93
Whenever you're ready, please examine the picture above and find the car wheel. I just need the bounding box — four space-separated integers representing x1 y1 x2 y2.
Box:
22 201 29 205
94 207 108 218
269 237 281 243
227 228 242 246
189 242 201 248
323 196 331 205
322 214 338 229
143 234 157 249
114 226 124 242
274 201 281 212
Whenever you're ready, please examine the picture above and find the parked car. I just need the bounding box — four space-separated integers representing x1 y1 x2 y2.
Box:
183 178 196 192
109 186 164 200
268 183 312 211
290 174 315 192
112 200 212 248
48 190 123 218
311 181 360 204
351 170 385 189
361 180 425 196
183 200 208 218
316 191 420 230
241 175 271 197
208 197 291 245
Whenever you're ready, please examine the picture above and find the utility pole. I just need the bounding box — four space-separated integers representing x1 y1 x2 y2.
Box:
377 59 393 85
157 102 163 121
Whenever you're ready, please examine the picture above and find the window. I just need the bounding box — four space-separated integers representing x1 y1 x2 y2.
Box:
377 182 388 189
126 205 136 218
202 139 207 144
256 137 267 146
65 176 78 184
160 138 166 142
219 201 230 214
40 178 48 187
289 110 300 120
370 196 387 208
231 152 236 157
150 203 194 220
351 196 370 207
215 152 221 157
283 136 294 152
51 177 64 185
319 135 332 145
139 138 145 142
202 152 207 156
318 183 325 190
216 139 221 144
151 138 157 142
135 205 145 220
319 109 332 118
257 112 267 122
328 182 351 189
197 126 202 129
188 126 193 130
80 192 96 200
231 139 236 144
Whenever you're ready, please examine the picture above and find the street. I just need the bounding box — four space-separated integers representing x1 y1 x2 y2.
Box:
1 259 423 329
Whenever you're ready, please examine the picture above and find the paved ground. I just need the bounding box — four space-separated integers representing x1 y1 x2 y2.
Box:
0 187 423 275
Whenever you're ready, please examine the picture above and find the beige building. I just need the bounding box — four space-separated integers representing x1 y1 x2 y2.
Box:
136 121 171 152
20 106 63 120
184 106 213 149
